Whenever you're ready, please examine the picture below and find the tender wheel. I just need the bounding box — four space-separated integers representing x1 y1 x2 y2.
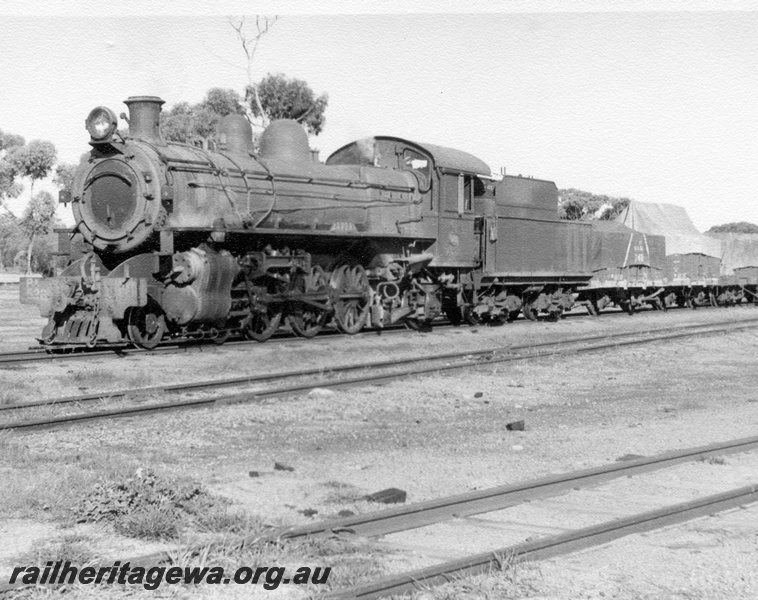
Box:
461 306 481 325
331 265 371 335
126 304 166 350
287 266 329 338
243 306 282 342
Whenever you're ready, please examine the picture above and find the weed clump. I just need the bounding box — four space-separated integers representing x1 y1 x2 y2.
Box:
76 468 234 540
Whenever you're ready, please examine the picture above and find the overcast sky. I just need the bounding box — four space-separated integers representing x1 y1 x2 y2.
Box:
0 1 756 230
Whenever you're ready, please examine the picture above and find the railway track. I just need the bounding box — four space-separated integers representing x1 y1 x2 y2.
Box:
0 328 350 366
325 483 758 599
1 303 750 367
303 435 758 598
3 317 757 433
2 433 755 597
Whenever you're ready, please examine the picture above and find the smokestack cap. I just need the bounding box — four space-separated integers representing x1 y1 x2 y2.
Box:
124 96 165 145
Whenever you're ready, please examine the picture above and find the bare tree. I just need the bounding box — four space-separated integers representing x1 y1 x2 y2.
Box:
229 15 279 129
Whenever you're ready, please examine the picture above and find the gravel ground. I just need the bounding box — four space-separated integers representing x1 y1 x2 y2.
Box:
1 284 758 598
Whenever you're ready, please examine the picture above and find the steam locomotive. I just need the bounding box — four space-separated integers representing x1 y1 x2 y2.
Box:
18 96 754 348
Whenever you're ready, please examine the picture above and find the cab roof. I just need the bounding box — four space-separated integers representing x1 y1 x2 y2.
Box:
328 136 492 176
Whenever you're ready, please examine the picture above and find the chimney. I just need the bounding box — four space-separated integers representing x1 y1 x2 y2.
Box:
124 96 165 145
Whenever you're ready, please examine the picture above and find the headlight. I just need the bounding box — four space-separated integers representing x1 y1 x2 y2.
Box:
85 106 118 141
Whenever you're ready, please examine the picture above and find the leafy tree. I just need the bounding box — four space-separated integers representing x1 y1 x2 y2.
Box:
201 88 245 117
19 190 56 274
0 213 24 269
706 222 758 234
52 162 77 193
7 139 57 200
0 130 25 153
0 129 25 215
247 73 328 135
558 188 631 221
161 88 244 149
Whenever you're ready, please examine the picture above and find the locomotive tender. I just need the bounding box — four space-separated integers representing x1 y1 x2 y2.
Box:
19 96 753 348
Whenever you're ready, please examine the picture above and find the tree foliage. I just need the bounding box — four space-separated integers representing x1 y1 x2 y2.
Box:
706 221 758 234
161 88 245 149
0 212 60 275
19 190 57 274
558 188 631 221
7 139 57 199
247 73 328 135
53 163 77 192
0 129 26 214
0 132 63 273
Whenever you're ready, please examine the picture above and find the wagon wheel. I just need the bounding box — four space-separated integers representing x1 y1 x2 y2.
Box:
242 305 282 342
460 306 481 325
522 303 538 321
287 266 329 338
331 265 371 335
126 304 166 350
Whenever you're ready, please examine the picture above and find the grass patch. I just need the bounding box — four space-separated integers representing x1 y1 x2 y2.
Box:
0 431 32 463
0 388 26 406
75 468 256 541
15 533 99 568
69 368 118 387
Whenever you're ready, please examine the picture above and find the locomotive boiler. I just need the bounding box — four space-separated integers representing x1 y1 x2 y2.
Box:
21 95 594 348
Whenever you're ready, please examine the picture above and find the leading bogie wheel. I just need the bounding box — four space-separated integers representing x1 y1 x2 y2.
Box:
331 265 371 335
126 304 167 350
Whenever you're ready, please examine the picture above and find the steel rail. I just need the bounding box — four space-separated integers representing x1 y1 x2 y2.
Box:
3 317 756 416
325 484 758 599
2 436 755 596
2 320 756 432
0 322 416 366
0 436 755 596
1 304 746 366
265 433 758 541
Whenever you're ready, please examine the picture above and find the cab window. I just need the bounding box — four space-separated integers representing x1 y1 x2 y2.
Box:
457 174 473 213
402 149 431 191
